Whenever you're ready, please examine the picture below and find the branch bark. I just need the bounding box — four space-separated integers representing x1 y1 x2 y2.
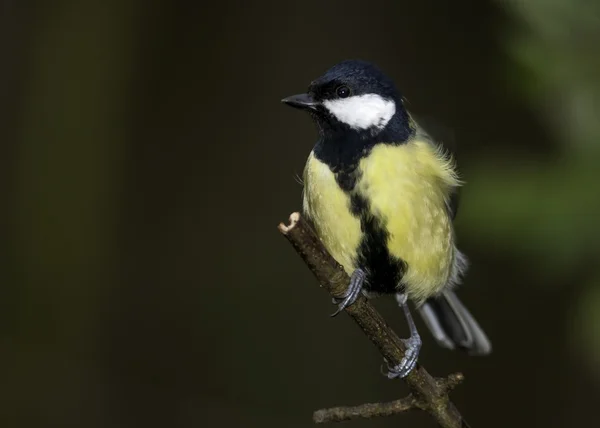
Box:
313 394 418 423
278 212 471 428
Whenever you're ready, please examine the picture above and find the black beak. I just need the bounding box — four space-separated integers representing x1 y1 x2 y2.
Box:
281 93 318 111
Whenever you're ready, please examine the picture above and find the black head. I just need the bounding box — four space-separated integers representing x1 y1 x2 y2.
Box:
309 60 401 104
282 60 411 141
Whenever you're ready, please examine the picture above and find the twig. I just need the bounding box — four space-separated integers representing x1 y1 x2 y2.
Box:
278 212 471 428
312 373 465 424
313 394 418 423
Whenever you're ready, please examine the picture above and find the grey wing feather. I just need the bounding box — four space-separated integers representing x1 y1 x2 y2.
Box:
418 290 492 356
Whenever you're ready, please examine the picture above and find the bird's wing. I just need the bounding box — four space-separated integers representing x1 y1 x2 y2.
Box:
411 114 461 220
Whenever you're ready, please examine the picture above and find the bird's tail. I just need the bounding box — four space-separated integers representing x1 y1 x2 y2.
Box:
417 289 492 355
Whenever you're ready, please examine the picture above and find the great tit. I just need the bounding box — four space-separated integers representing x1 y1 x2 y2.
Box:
282 60 491 378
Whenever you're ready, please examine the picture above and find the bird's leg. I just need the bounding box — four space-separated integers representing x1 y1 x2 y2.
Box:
330 268 366 317
386 293 422 378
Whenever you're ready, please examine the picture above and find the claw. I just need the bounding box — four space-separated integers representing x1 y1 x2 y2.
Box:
386 335 422 378
330 269 366 317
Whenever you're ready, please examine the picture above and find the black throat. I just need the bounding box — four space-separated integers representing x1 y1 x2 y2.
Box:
312 108 414 192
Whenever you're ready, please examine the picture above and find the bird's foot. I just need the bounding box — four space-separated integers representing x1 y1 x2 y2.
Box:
330 268 366 317
386 334 422 379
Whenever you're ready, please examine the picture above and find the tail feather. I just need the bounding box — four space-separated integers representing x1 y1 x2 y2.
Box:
418 290 492 355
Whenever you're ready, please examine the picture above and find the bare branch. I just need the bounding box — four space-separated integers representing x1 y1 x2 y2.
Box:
279 212 471 428
313 394 418 424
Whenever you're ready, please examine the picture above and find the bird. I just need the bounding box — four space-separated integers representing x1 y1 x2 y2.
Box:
281 60 491 378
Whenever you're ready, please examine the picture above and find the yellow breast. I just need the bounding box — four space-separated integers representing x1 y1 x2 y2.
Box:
302 137 461 303
356 139 461 302
302 152 361 276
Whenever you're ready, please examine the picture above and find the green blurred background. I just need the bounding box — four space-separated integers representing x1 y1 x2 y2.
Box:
2 1 599 427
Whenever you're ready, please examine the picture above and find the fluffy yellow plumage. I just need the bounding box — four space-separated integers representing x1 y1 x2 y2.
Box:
303 135 462 304
302 151 362 274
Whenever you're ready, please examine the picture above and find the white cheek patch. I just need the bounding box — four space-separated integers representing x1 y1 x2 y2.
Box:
323 94 396 131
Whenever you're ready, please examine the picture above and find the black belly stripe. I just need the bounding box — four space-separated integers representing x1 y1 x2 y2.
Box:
349 192 407 295
335 169 359 192
310 116 415 295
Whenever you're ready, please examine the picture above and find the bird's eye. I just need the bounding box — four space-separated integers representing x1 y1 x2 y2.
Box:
336 85 350 98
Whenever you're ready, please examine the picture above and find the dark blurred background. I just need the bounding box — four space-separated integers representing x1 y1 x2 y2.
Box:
2 1 599 427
